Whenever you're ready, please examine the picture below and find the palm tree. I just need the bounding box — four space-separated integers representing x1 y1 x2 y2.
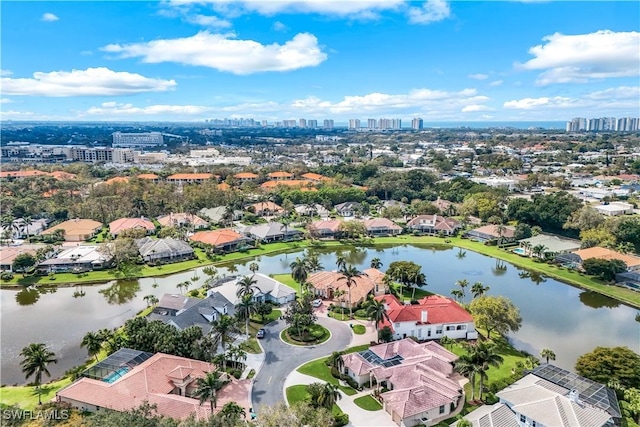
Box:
495 224 507 246
236 275 260 299
236 294 257 338
456 419 473 427
249 262 259 274
219 401 246 421
521 241 533 256
335 254 347 272
194 370 227 412
382 273 394 294
532 244 548 259
21 216 34 239
471 282 490 299
143 294 156 307
470 341 504 400
305 254 323 272
338 265 362 319
210 315 237 371
540 348 556 364
366 297 389 333
81 331 103 363
176 281 189 295
290 257 311 285
370 257 383 269
409 271 427 300
450 289 464 303
20 343 57 405
318 383 342 409
454 353 480 401
455 279 469 300
327 351 345 372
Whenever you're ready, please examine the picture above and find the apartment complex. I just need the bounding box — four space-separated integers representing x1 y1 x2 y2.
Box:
566 116 639 132
112 131 164 148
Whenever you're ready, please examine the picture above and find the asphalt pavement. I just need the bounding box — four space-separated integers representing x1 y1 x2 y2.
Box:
250 315 352 412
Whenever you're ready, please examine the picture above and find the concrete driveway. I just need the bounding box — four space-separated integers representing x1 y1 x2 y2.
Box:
251 314 352 412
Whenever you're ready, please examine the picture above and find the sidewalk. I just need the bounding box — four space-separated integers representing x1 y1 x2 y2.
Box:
241 350 265 379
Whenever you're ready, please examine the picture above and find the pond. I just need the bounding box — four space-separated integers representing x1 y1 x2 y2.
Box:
1 244 638 385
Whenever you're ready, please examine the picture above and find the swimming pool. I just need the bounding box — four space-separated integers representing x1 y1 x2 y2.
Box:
103 366 130 383
513 247 526 255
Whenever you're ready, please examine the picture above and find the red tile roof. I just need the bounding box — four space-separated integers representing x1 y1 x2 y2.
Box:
234 172 259 179
105 176 130 185
301 172 329 181
307 270 378 305
268 171 293 178
363 218 402 231
137 173 160 180
167 173 216 181
309 219 343 232
190 229 244 247
56 352 250 420
375 294 473 329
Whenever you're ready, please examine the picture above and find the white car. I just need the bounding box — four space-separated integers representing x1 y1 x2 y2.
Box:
312 299 323 307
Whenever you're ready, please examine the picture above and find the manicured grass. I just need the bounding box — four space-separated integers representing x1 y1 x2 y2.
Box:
240 338 262 354
282 324 330 346
0 378 71 410
354 394 383 411
251 308 282 325
296 349 368 397
352 324 366 335
246 369 256 380
285 384 309 405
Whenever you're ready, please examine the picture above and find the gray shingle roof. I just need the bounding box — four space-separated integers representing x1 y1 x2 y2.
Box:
148 292 234 334
135 237 194 259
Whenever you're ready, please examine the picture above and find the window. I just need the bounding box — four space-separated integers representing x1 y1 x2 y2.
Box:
456 325 466 330
436 328 443 334
520 414 526 423
427 329 431 337
439 405 445 414
446 326 455 331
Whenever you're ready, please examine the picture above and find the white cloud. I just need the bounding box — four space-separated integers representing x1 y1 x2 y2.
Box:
408 0 450 24
0 98 14 104
468 73 489 80
586 86 640 100
518 30 640 85
462 104 493 112
41 12 59 22
0 69 12 77
489 80 503 87
1 67 177 97
186 14 232 28
503 86 640 111
86 102 212 116
102 32 327 74
273 21 287 32
503 97 576 110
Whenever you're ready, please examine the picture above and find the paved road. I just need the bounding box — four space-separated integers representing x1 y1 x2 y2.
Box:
251 315 352 412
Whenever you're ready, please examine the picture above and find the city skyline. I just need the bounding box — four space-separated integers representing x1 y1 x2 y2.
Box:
1 1 639 122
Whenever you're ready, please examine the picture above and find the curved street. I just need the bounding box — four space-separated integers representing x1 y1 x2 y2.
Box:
251 314 353 412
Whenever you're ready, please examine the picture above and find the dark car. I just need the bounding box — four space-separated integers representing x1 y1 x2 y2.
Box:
256 328 266 339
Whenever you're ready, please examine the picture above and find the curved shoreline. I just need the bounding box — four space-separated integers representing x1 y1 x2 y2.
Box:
2 236 638 308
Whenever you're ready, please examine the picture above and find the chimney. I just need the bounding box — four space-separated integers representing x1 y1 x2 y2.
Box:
568 389 580 403
421 310 428 323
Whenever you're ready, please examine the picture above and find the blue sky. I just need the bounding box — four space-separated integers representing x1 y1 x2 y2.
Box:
1 1 639 122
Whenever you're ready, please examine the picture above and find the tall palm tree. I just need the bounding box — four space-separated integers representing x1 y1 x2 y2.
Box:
455 279 469 300
410 271 427 300
318 383 342 409
305 253 323 272
236 275 260 299
194 370 227 412
366 297 389 332
521 241 533 256
454 353 480 401
382 273 394 294
20 343 57 405
495 224 507 246
532 244 548 259
370 257 383 269
540 348 556 364
236 294 257 338
81 331 103 363
471 282 490 299
143 294 156 307
450 289 464 303
290 257 311 285
338 265 362 318
210 315 237 371
470 341 504 400
327 351 345 372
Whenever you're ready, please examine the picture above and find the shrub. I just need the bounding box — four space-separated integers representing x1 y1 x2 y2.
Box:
354 309 367 318
333 413 349 427
340 374 359 390
483 392 499 405
330 367 341 378
1 271 14 281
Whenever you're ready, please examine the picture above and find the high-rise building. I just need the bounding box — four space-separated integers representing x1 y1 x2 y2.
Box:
282 120 297 128
367 119 377 130
307 120 318 128
261 120 268 127
411 118 424 130
299 118 307 128
112 132 164 149
348 119 361 130
391 118 402 130
323 119 334 130
378 118 390 130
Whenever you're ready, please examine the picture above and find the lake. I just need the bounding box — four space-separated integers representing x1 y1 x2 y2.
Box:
1 244 638 385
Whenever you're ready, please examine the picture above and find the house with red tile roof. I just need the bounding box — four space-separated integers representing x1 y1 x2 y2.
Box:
307 268 385 307
341 338 464 426
56 350 250 421
41 219 103 242
104 176 130 185
375 294 477 341
301 172 329 182
137 173 160 182
267 171 293 180
308 219 343 238
249 201 284 217
109 217 156 238
407 215 461 236
189 229 252 253
363 218 403 236
260 179 315 190
0 170 50 179
233 172 259 181
166 173 217 184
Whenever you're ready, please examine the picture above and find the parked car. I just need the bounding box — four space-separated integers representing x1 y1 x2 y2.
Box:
256 328 266 339
312 299 322 307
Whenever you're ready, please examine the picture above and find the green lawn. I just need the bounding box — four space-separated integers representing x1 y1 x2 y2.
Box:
251 308 281 325
296 350 367 397
240 338 262 354
0 378 71 410
352 324 366 335
285 385 343 416
282 324 330 346
271 274 301 294
353 394 382 411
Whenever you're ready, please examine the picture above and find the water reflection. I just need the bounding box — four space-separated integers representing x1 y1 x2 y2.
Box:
579 291 620 309
15 287 40 305
99 280 141 305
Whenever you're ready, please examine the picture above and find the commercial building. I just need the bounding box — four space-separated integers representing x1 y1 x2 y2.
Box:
112 132 163 149
70 147 113 163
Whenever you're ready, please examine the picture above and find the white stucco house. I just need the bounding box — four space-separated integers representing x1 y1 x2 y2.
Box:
375 294 478 341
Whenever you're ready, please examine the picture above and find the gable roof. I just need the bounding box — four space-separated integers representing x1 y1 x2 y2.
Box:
135 237 194 258
407 215 460 232
363 218 402 231
167 173 215 181
238 222 301 240
110 217 156 235
250 201 283 213
149 292 235 333
375 294 474 328
234 172 259 179
469 224 516 239
156 213 208 228
301 172 329 181
310 219 343 232
572 246 640 268
137 173 160 180
267 171 293 178
42 219 103 236
452 402 518 427
307 270 377 304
